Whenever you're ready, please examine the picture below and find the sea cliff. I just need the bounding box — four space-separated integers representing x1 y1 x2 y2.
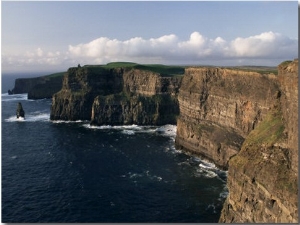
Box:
175 67 279 169
9 72 64 99
50 64 182 124
219 59 298 223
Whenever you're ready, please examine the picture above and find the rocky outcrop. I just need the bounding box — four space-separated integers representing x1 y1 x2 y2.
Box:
10 73 64 99
50 66 182 123
175 68 279 169
219 59 298 223
91 93 179 126
16 102 25 118
50 67 123 121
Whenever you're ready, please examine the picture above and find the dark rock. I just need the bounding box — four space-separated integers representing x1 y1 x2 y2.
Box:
8 89 13 95
10 72 64 99
16 102 25 118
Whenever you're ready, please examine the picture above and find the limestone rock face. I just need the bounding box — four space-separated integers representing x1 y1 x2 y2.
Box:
91 94 179 126
219 59 298 223
51 67 181 123
175 67 279 169
50 67 123 121
16 102 25 118
278 59 298 174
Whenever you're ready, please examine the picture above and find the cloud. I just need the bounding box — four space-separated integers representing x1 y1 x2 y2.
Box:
67 31 297 64
2 31 298 72
229 32 296 58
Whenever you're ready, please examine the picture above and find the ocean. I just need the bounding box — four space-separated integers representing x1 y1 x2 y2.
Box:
1 76 228 222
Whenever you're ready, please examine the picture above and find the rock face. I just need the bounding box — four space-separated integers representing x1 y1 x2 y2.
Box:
16 102 25 118
175 67 279 169
50 67 124 121
50 66 182 124
219 59 298 223
10 73 64 99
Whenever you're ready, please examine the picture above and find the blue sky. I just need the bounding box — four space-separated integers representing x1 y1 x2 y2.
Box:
1 1 298 73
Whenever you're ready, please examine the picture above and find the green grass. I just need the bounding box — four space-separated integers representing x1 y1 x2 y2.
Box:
279 60 293 67
133 64 185 76
82 62 185 77
44 72 66 78
243 106 284 147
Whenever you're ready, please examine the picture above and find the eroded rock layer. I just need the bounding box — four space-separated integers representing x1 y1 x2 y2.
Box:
50 66 181 124
219 59 298 223
175 67 279 169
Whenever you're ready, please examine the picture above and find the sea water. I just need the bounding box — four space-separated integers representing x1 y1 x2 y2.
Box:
2 92 228 222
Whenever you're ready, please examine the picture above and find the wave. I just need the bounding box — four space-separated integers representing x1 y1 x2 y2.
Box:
51 120 86 124
175 157 228 181
154 124 177 137
199 160 217 170
122 170 163 183
4 112 50 122
1 93 28 102
83 124 177 138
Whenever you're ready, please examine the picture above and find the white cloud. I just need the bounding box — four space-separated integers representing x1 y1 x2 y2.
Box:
229 31 296 58
1 31 298 72
67 31 297 65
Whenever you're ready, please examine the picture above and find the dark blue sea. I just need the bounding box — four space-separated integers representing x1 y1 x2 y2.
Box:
1 75 228 223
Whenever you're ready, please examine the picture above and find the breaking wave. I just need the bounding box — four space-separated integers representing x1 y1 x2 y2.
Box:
51 120 86 124
1 93 28 102
83 124 177 137
197 159 227 181
5 112 50 122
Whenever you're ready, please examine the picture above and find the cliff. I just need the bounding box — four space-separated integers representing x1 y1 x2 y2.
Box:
48 61 298 223
50 64 183 123
50 67 124 121
10 72 64 99
219 59 298 223
175 67 279 169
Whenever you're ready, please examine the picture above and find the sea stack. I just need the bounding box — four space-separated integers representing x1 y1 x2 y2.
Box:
16 102 25 119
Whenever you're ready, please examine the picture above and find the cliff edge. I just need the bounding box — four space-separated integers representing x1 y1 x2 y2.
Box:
175 67 279 169
219 59 298 223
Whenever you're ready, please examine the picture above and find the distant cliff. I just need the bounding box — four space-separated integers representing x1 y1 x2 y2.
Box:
10 72 64 99
175 67 279 169
219 59 298 223
50 64 183 124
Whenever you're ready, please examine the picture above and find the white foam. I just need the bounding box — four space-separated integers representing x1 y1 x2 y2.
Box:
204 170 218 178
1 93 28 102
199 161 217 170
5 113 50 122
121 130 135 135
125 170 163 182
155 124 177 137
52 120 85 124
83 124 177 138
5 115 25 122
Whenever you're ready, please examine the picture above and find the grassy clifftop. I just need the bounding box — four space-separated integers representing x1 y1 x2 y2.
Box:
83 62 185 77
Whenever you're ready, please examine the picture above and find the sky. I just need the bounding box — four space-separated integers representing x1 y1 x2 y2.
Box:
1 1 298 74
